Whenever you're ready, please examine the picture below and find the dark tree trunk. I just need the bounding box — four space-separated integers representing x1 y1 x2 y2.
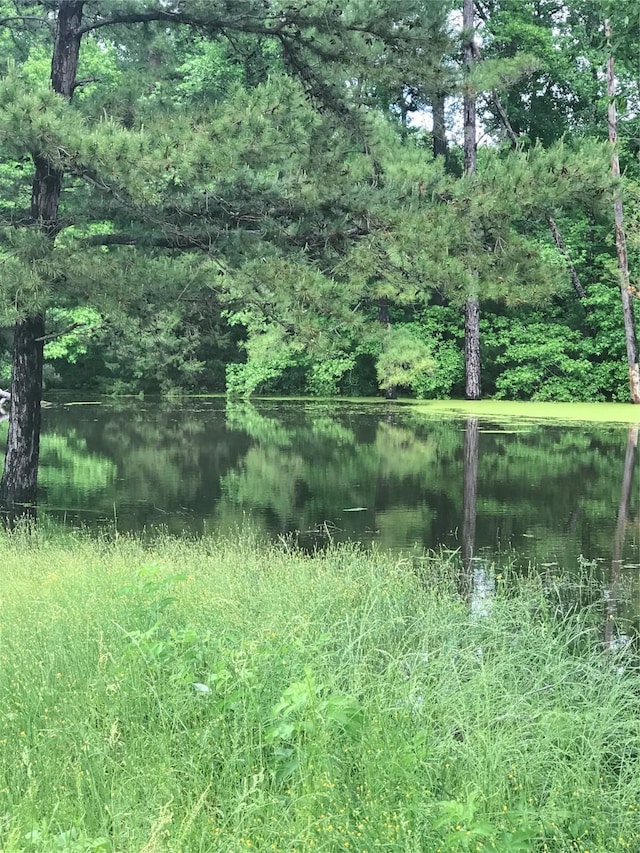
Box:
463 0 477 176
606 22 640 404
463 0 481 400
378 298 397 399
432 90 448 160
0 2 84 510
0 317 45 509
464 298 481 399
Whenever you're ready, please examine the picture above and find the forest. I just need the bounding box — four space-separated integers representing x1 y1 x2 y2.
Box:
2 6 640 847
0 0 639 503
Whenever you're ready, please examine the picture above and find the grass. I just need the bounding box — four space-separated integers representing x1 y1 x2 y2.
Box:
0 531 638 852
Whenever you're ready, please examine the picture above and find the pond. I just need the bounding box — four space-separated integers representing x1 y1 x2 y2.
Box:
22 396 640 624
32 398 636 547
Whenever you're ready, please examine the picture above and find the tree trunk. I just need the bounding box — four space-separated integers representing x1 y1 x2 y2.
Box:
378 298 397 399
606 21 640 404
432 90 448 160
464 297 481 399
463 0 481 400
0 1 84 510
0 317 45 509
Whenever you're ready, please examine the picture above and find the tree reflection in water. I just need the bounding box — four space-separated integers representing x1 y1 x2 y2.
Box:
14 396 639 636
605 426 638 651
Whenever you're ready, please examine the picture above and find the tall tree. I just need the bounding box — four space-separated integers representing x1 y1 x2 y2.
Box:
0 1 83 509
0 0 451 509
463 0 481 399
605 20 640 403
477 0 640 402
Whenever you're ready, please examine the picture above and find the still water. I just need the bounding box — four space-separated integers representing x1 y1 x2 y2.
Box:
35 397 638 572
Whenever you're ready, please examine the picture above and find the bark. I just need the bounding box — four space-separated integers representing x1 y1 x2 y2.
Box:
463 0 481 400
0 317 45 509
463 0 477 175
432 90 448 160
606 22 640 404
462 0 477 175
0 1 84 510
378 299 397 399
464 298 481 399
50 2 83 97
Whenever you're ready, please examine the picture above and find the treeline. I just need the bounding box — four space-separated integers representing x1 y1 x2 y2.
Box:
0 0 639 411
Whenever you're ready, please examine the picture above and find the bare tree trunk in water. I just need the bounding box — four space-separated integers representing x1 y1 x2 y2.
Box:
604 426 638 649
463 0 481 400
0 2 83 516
460 416 479 597
606 21 640 404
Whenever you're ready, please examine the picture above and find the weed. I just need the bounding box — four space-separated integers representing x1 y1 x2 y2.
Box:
0 533 637 851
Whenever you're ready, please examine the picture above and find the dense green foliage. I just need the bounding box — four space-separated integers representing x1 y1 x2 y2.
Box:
0 0 638 401
0 532 638 851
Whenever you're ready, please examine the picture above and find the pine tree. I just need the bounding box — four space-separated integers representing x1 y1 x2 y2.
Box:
462 0 481 400
0 0 453 510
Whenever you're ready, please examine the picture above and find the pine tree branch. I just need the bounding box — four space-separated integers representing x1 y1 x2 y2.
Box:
79 221 371 253
34 322 88 343
548 217 587 300
77 10 274 37
77 10 195 35
489 93 519 146
79 232 212 251
77 6 419 42
0 15 50 27
71 76 101 92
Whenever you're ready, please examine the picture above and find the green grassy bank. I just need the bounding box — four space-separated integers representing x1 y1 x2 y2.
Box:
0 533 638 852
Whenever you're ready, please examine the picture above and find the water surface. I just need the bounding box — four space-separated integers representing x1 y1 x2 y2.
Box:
33 397 636 564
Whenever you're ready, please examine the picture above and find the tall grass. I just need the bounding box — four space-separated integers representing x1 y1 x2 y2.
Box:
0 531 638 852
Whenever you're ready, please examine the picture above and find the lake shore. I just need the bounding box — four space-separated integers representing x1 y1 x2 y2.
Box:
0 532 638 852
186 394 640 425
409 399 640 425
